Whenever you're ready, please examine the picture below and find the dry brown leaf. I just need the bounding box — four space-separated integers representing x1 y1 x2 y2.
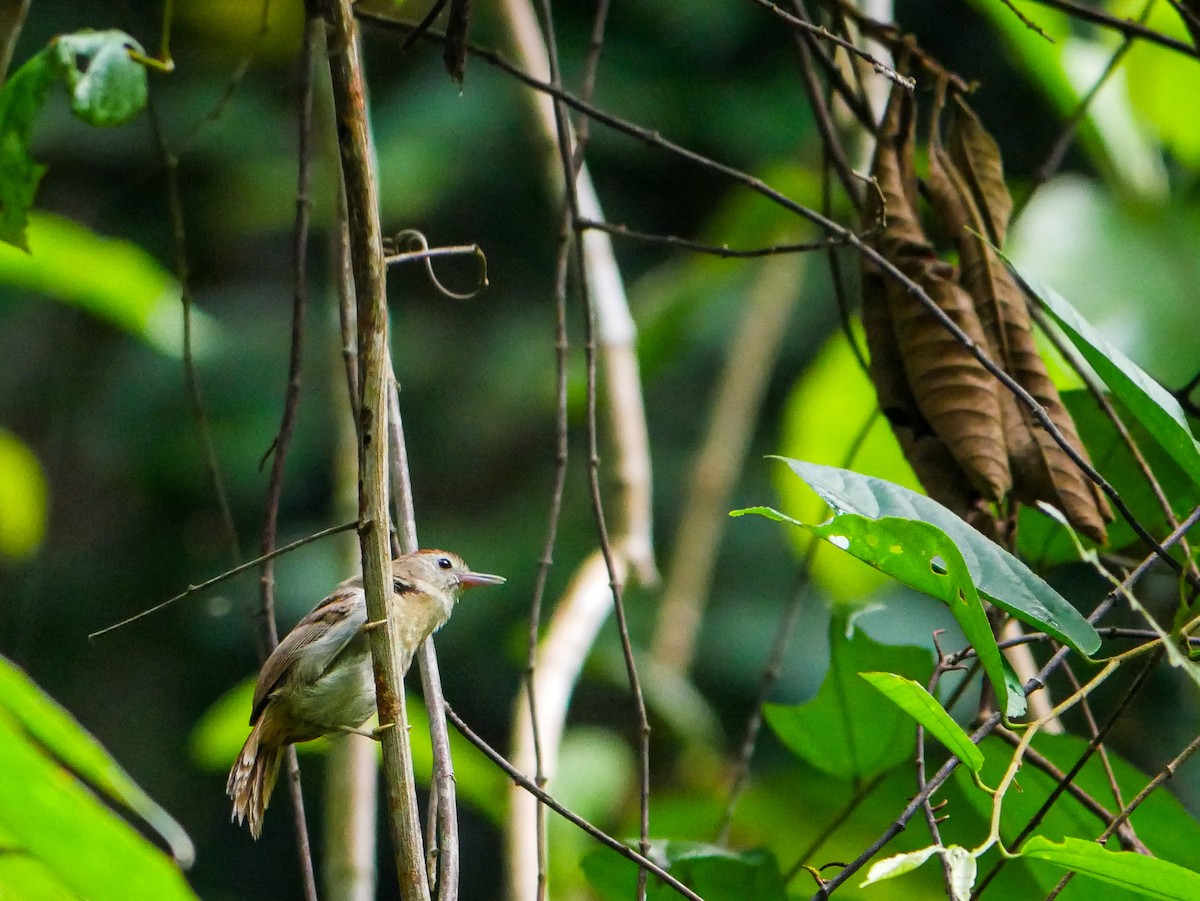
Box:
865 79 1011 502
862 270 982 518
948 96 1013 245
929 96 1111 542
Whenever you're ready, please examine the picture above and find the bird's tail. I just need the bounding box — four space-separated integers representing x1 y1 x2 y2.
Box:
227 718 282 839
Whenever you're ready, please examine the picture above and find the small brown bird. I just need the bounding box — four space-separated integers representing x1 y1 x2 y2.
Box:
227 549 504 837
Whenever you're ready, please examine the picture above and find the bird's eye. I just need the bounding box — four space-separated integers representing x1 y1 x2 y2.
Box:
436 556 453 570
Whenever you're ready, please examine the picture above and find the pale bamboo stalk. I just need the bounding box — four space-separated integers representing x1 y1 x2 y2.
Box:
498 1 656 897
498 0 657 586
651 252 805 673
507 548 631 901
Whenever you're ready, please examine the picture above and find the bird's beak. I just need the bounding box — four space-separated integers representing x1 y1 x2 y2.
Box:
459 571 505 589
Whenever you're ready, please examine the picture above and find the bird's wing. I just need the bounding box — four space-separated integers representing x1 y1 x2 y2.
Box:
249 580 367 723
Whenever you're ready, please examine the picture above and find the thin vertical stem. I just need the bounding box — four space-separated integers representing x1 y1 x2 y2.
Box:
321 0 430 896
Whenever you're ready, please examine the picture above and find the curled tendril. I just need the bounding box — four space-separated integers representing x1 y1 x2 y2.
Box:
383 228 488 300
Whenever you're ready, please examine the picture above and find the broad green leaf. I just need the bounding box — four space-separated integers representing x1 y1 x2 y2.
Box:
0 698 195 900
765 459 1100 655
52 31 147 127
742 505 1021 717
0 428 47 559
582 840 787 901
0 849 78 901
0 213 193 355
1003 259 1200 492
1021 836 1200 900
775 323 924 602
192 679 507 822
0 656 193 866
763 617 932 781
859 673 986 777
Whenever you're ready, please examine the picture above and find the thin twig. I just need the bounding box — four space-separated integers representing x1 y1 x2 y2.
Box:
258 12 322 897
445 705 705 901
526 2 654 894
177 0 272 154
748 0 915 90
88 521 358 639
991 726 1147 853
715 563 815 844
998 0 1055 40
783 772 889 882
577 218 845 258
1060 659 1131 826
786 0 863 203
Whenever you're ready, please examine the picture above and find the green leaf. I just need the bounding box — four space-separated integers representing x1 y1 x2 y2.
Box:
1003 259 1200 492
0 213 192 354
750 506 1020 718
582 841 787 901
52 31 148 127
763 617 932 781
1020 836 1200 900
0 669 196 900
0 655 194 867
761 459 1101 656
859 673 986 777
0 428 47 559
0 30 146 248
0 48 58 249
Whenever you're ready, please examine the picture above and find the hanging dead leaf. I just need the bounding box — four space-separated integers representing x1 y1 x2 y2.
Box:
947 95 1013 245
928 95 1111 543
864 77 1011 502
862 270 981 516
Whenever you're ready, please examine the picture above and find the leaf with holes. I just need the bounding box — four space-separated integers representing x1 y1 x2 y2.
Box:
763 617 933 782
740 505 1021 717
758 459 1101 655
